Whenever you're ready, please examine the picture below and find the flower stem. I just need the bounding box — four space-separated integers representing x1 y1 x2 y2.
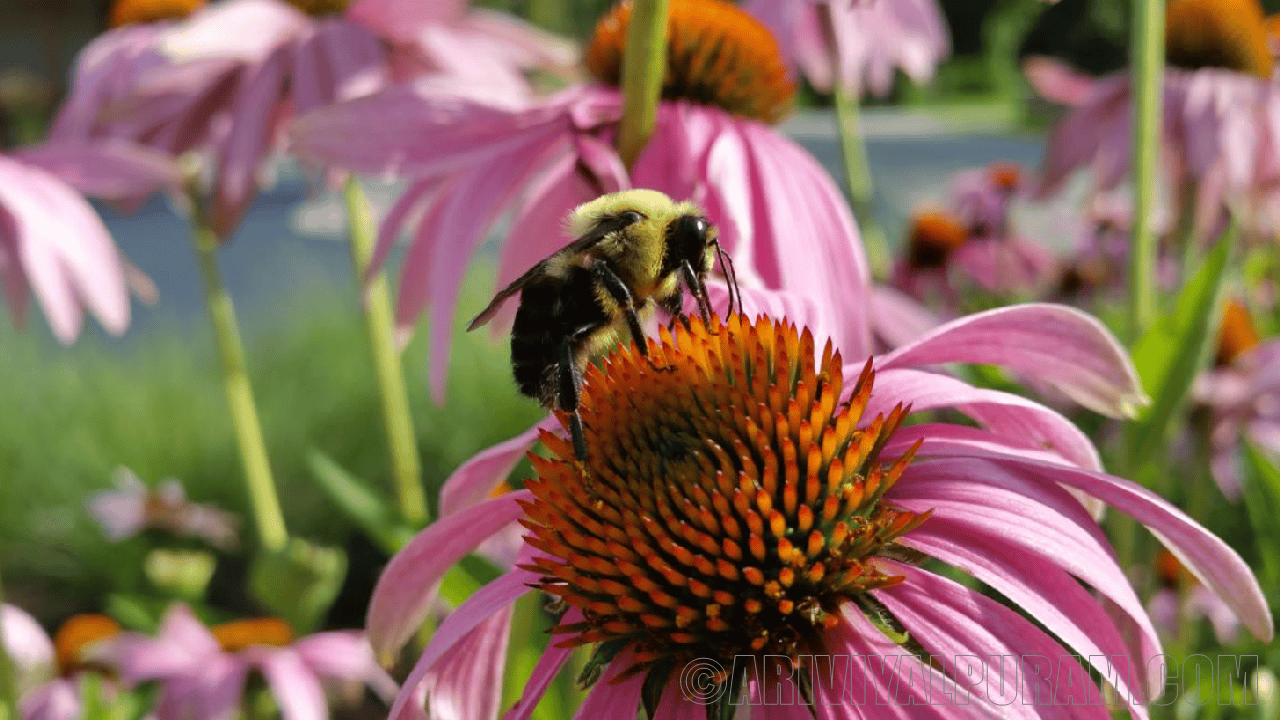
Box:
1128 0 1165 342
834 82 890 280
0 570 18 720
616 0 669 169
191 223 287 552
341 176 426 525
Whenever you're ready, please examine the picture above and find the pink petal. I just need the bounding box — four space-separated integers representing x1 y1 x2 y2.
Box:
459 10 578 69
867 367 1101 470
211 45 290 238
345 0 464 44
257 649 327 720
14 140 180 201
421 604 512 720
388 569 537 720
159 0 310 64
366 491 532 658
19 679 82 720
0 156 129 342
878 303 1147 418
1 604 54 694
439 419 553 518
314 19 388 104
113 605 220 683
1023 57 1100 107
869 284 940 351
877 567 1115 718
571 650 644 720
500 609 580 720
931 449 1274 642
370 178 436 282
291 631 389 693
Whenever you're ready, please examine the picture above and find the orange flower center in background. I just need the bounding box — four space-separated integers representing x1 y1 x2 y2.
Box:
211 617 295 652
282 0 351 16
54 614 121 676
587 0 795 124
1216 299 1260 366
522 315 927 701
1155 549 1196 589
907 210 969 270
988 162 1023 193
1165 0 1274 78
107 0 204 27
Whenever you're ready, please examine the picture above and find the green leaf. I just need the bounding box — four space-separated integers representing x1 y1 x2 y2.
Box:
1241 443 1280 604
249 538 347 633
1128 236 1232 469
305 449 415 554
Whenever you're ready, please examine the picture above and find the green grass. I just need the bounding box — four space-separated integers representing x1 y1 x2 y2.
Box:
0 271 543 622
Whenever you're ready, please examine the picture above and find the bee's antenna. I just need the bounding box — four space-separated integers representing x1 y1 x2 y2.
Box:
714 242 742 319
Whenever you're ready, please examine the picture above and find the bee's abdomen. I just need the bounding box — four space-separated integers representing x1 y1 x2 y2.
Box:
510 269 609 407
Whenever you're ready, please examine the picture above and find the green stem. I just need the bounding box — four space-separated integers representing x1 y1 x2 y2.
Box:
833 82 890 280
341 176 426 525
191 223 288 552
615 0 670 169
1128 0 1165 343
0 570 18 720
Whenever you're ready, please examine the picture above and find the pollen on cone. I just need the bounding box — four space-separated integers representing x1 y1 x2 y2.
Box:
1216 299 1260 366
907 209 969 270
108 0 204 27
521 314 928 680
1166 0 1274 77
210 617 295 652
54 614 121 676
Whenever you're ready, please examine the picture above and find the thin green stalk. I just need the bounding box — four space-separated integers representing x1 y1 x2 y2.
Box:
0 570 17 720
1128 0 1165 342
833 82 890 280
616 0 670 169
341 176 426 525
191 223 287 552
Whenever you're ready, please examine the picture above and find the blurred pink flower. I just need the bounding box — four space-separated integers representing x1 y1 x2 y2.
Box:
365 302 1269 720
1 605 55 701
112 605 394 720
291 84 871 402
88 467 240 549
1051 191 1179 304
51 0 574 239
744 0 950 98
1 141 177 343
3 611 122 720
1026 0 1280 242
1192 300 1280 499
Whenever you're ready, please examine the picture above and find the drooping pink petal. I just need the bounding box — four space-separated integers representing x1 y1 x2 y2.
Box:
211 44 290 238
500 609 580 720
369 178 436 283
315 19 389 105
439 420 555 519
867 367 1101 470
878 303 1147 418
877 567 1116 718
14 140 180 201
869 284 940 351
113 605 220 684
256 649 328 720
421 604 512 720
86 467 148 541
387 569 537 720
1 604 54 696
366 491 532 658
19 678 82 720
292 631 395 700
1023 56 1100 107
0 156 129 342
158 0 309 64
922 449 1274 642
571 650 645 720
346 0 466 45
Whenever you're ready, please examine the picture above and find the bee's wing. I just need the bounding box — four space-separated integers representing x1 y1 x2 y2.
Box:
465 216 629 331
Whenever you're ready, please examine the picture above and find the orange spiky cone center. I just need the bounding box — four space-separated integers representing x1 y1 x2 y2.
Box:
1155 549 1197 589
1166 0 1274 78
1216 299 1260 366
907 210 969 270
54 614 121 676
282 0 351 15
520 315 927 687
587 0 795 124
211 618 295 652
989 162 1023 193
108 0 205 27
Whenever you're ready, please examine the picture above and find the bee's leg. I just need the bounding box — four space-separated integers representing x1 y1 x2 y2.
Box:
590 260 674 373
680 259 714 329
659 287 693 333
557 334 589 463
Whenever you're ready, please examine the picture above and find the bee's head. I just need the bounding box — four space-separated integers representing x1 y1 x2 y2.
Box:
665 212 717 272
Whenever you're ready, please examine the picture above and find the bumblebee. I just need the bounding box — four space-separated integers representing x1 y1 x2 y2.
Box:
467 189 740 461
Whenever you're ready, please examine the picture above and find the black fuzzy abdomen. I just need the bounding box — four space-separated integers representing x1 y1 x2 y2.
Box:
510 268 609 407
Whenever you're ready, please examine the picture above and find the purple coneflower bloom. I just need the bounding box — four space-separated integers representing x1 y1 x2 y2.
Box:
743 0 951 98
291 0 872 401
1 141 177 342
111 604 394 720
892 164 1057 307
1027 0 1280 241
87 467 240 549
51 0 573 238
3 612 123 720
364 300 1272 719
1192 299 1280 498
